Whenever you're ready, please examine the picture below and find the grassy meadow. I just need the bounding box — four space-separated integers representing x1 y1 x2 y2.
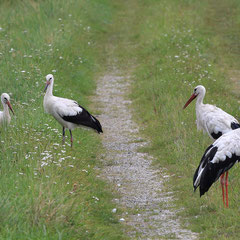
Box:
1 0 240 239
114 0 240 239
0 0 126 239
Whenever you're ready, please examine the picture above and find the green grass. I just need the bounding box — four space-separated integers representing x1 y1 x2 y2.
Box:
2 0 240 239
101 0 240 239
0 0 126 239
127 0 240 239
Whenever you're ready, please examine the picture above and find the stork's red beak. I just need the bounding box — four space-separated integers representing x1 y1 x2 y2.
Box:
7 101 14 115
183 93 197 109
44 81 50 92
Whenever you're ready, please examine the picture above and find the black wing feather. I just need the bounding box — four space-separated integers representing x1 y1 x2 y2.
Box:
231 122 240 130
61 105 103 133
193 144 214 191
210 122 240 140
199 153 239 196
210 131 222 140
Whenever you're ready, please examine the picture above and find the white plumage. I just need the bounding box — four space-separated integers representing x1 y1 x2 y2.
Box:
44 95 82 130
193 128 240 206
183 85 240 139
43 74 102 146
0 93 14 125
184 85 240 207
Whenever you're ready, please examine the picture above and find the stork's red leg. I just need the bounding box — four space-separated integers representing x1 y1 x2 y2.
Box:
225 171 229 208
220 173 225 207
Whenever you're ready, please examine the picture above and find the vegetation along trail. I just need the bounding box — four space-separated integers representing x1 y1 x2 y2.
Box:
1 0 240 239
0 1 127 239
93 1 198 237
94 68 198 239
95 0 240 238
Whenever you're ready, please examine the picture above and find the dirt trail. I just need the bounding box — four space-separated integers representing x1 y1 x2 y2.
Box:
94 67 198 239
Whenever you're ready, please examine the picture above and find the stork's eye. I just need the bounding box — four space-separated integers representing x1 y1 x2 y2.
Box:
4 97 7 101
49 78 52 80
194 88 197 92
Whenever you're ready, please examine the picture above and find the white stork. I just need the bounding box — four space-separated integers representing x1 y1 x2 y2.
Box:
193 128 240 207
43 74 103 147
183 85 240 207
0 93 14 125
183 85 240 139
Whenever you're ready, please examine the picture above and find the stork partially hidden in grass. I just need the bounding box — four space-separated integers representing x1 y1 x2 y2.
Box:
183 85 240 207
0 93 14 125
43 74 103 147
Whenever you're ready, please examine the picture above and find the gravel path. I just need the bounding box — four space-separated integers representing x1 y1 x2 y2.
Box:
94 70 198 239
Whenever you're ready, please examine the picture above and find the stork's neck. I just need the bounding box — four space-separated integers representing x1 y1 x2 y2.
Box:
45 81 54 97
196 92 205 108
3 103 10 117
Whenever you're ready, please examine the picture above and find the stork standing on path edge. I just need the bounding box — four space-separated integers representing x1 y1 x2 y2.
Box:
43 74 103 147
183 85 240 207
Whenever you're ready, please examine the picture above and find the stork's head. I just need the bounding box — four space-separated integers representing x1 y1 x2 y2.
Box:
1 93 14 114
183 85 206 109
44 74 54 92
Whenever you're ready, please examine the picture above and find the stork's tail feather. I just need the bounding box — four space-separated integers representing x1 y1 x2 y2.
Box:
200 190 205 197
90 115 103 133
